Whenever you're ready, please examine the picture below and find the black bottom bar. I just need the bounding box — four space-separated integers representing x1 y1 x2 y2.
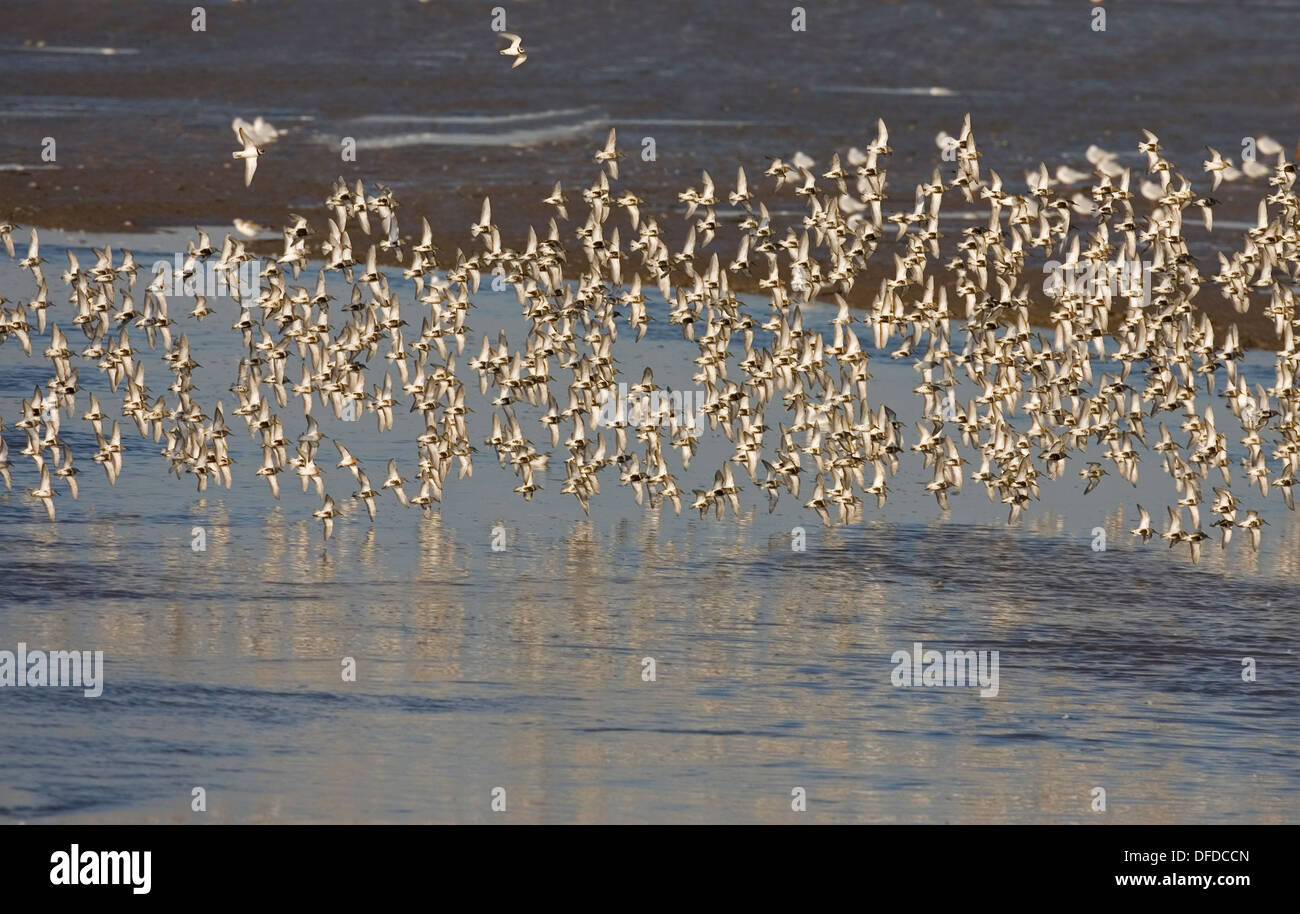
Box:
2 825 1284 898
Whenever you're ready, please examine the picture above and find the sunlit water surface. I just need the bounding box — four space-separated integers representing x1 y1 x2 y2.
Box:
0 230 1297 823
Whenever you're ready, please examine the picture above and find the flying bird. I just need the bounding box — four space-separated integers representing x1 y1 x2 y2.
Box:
232 126 264 187
499 32 526 68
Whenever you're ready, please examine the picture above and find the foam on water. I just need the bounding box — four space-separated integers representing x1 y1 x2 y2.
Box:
818 85 958 97
2 45 138 56
346 119 609 150
352 109 597 126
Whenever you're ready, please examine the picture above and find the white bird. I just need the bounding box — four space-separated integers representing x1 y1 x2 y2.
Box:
19 227 42 269
232 127 263 187
1256 135 1283 156
231 116 280 147
233 218 268 238
1131 505 1153 543
1203 146 1232 191
498 32 526 68
1055 165 1092 185
1237 510 1267 552
29 463 57 521
313 494 338 541
595 128 622 180
543 181 568 220
1243 157 1271 179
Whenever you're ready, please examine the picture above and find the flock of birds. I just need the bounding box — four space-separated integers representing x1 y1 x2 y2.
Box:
3 112 1300 563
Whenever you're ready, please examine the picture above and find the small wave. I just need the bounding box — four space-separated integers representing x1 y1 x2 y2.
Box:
347 118 607 150
937 211 993 221
5 45 138 56
353 108 594 126
0 96 194 118
1210 220 1267 231
819 85 957 97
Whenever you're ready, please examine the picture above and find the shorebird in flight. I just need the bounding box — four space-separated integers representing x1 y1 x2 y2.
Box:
232 126 264 187
499 32 526 68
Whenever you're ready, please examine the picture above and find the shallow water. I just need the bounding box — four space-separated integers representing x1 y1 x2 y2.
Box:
0 229 1296 823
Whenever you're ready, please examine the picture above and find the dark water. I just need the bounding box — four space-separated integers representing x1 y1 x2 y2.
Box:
0 230 1297 823
1 0 1297 241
